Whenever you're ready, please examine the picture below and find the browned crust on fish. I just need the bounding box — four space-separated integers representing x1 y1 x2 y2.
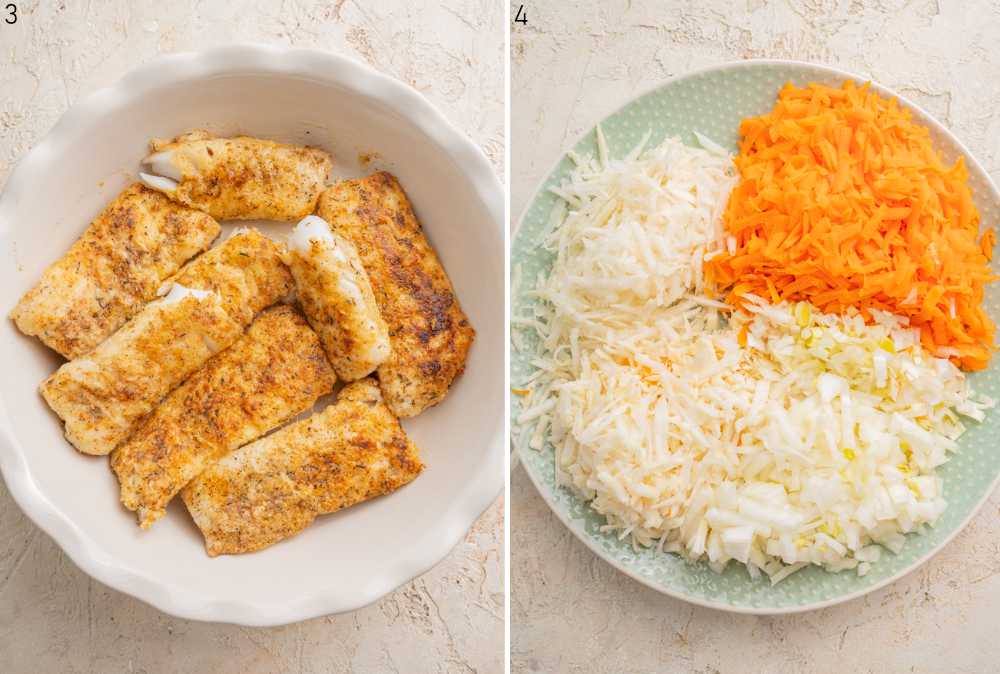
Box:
10 183 219 359
149 130 333 221
169 228 294 325
40 229 294 457
182 377 423 556
315 172 474 417
111 305 337 528
287 230 390 381
40 292 243 456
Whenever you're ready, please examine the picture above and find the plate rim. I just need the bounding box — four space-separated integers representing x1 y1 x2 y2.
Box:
0 43 504 627
512 57 1000 615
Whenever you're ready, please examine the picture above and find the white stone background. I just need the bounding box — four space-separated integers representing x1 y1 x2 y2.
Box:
0 2 504 673
512 1 1000 673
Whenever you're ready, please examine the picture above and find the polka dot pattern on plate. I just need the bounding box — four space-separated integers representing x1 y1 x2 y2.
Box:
510 61 1000 612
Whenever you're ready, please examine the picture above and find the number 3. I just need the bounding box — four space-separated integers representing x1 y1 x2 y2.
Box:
5 3 15 24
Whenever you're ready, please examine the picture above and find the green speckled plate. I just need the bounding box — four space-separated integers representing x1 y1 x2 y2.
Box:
511 60 1000 613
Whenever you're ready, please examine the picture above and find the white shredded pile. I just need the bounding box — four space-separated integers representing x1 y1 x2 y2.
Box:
515 130 993 582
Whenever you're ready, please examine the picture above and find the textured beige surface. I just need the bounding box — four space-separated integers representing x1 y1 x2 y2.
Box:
0 2 503 673
512 2 1000 673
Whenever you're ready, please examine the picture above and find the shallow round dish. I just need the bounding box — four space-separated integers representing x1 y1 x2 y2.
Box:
511 59 1000 613
0 44 503 626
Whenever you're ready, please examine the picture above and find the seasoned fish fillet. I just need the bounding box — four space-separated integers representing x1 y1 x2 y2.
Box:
287 215 390 381
10 183 219 359
167 227 293 325
111 305 337 528
315 172 474 417
182 378 423 556
139 130 333 221
42 230 292 456
40 286 242 455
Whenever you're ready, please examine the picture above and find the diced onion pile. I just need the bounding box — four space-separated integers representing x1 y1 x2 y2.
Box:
514 131 993 582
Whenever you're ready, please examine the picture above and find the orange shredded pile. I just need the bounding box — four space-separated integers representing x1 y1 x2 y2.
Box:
707 80 997 370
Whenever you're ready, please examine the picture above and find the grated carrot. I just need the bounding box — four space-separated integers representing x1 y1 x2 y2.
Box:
707 80 997 370
511 388 530 396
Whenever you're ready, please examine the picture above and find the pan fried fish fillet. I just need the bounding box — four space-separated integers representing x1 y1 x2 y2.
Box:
40 286 242 455
167 227 293 325
316 172 474 417
112 305 337 528
139 130 333 221
10 183 219 359
287 215 390 381
41 230 292 456
182 377 423 556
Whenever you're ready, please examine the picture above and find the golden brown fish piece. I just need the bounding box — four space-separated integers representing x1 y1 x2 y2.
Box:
111 306 337 528
286 215 390 381
40 287 242 455
182 377 423 556
41 230 292 456
10 183 219 359
139 130 333 221
168 227 293 325
315 172 474 417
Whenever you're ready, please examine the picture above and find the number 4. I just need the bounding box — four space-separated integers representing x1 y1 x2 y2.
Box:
514 4 527 25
